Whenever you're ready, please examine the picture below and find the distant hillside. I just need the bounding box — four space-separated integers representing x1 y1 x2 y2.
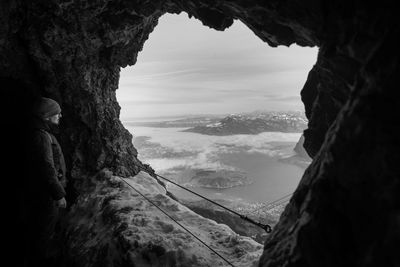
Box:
182 111 308 135
123 116 223 128
294 134 310 158
278 134 312 168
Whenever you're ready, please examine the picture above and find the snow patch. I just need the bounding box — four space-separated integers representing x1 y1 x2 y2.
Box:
83 171 264 266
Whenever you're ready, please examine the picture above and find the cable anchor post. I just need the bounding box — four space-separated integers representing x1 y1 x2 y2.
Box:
240 215 272 233
256 222 272 233
263 224 272 233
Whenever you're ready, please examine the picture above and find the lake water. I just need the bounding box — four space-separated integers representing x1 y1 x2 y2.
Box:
126 126 307 205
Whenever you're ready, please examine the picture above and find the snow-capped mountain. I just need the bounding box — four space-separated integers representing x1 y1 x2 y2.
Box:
182 111 308 135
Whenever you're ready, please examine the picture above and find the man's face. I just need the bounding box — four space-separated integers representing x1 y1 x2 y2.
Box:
47 113 62 125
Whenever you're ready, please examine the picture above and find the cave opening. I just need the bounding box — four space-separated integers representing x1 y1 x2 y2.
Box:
1 1 398 266
116 12 317 243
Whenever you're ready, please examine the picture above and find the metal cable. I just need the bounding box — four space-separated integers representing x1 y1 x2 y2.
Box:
151 171 272 233
139 165 294 233
118 177 236 267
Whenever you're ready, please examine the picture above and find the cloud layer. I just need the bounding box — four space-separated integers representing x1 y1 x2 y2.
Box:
129 126 301 172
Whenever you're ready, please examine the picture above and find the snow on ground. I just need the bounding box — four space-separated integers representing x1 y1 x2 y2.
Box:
118 171 263 266
67 170 263 267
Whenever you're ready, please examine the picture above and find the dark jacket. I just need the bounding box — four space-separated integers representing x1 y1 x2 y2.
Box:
32 118 66 201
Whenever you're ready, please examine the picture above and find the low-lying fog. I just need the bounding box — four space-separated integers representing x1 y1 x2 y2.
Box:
126 124 307 205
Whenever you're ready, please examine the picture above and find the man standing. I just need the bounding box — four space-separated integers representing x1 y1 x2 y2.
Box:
27 97 67 266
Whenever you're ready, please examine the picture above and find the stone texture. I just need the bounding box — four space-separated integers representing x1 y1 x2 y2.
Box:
1 0 399 267
301 45 357 157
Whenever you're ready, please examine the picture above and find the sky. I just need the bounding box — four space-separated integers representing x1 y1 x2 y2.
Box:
117 13 318 120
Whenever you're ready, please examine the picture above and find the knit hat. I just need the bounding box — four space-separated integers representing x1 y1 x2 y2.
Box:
35 97 61 119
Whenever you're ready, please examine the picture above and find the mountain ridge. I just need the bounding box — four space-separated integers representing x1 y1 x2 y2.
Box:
182 111 308 136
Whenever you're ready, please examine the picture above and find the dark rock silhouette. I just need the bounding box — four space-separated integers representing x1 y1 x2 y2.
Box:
1 1 399 267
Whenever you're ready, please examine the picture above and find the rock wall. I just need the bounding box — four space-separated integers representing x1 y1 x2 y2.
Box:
1 0 162 179
1 0 399 266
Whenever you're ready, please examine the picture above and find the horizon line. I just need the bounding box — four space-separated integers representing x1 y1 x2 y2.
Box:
120 109 305 121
